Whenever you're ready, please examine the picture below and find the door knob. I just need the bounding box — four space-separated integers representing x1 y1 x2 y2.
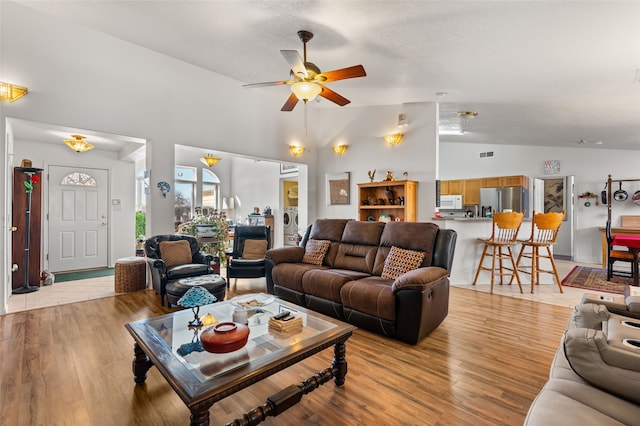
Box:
10 226 17 232
101 222 107 226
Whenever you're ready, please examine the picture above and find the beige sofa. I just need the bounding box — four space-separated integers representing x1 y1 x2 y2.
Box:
265 219 457 344
524 303 640 425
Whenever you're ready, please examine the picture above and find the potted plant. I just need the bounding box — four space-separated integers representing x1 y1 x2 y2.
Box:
177 210 230 266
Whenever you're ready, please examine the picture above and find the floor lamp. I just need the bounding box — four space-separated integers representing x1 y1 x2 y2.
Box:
13 167 43 294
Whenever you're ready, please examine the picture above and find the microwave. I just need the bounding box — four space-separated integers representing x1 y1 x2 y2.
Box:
440 194 463 210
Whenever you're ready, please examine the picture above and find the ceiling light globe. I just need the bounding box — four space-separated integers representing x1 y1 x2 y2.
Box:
291 82 322 102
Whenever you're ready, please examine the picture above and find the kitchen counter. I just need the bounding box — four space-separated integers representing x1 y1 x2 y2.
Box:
435 217 553 286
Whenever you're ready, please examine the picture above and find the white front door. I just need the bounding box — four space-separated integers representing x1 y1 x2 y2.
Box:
48 166 108 272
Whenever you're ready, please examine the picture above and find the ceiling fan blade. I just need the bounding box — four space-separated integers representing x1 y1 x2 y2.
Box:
281 50 307 78
319 86 350 106
243 80 289 89
320 65 366 83
281 93 299 111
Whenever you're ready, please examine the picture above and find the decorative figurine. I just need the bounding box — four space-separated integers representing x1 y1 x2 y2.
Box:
398 196 405 206
384 171 394 181
385 187 394 205
368 169 376 182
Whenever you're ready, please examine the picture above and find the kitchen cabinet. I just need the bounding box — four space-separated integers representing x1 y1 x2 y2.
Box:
463 179 482 205
501 175 528 188
358 180 417 222
440 179 462 195
481 177 501 188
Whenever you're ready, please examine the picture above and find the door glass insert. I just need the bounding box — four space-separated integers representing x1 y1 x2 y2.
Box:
60 172 97 186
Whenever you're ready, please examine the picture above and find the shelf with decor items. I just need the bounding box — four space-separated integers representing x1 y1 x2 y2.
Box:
357 180 417 222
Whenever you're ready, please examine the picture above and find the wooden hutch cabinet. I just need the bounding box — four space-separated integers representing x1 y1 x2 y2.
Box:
357 180 417 222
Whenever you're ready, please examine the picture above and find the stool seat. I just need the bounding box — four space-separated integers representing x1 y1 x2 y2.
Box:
165 274 226 307
115 257 147 293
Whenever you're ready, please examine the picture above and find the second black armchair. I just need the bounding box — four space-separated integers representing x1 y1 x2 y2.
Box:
226 226 271 288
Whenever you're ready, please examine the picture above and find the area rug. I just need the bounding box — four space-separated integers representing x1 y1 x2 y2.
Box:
561 266 629 294
54 268 114 283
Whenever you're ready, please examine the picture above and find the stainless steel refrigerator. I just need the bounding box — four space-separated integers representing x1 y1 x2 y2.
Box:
479 187 529 216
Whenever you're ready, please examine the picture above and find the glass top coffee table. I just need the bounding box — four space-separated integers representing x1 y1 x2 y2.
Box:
125 295 356 426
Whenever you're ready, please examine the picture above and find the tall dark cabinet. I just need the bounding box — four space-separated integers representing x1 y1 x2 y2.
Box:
12 167 43 291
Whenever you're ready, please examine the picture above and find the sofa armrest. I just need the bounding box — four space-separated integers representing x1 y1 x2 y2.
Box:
265 246 305 265
392 266 450 293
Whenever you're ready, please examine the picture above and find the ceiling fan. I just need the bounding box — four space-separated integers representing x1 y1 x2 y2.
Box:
243 30 367 111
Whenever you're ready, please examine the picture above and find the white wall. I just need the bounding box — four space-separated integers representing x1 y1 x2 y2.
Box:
313 103 439 221
12 139 136 269
440 142 640 263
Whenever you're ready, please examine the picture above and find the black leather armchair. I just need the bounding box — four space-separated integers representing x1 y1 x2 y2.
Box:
226 226 271 288
145 234 213 306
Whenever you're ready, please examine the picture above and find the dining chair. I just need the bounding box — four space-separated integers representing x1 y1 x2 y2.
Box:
513 210 565 293
606 219 635 280
473 210 525 293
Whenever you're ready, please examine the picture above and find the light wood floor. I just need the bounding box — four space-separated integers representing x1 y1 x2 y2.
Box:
0 283 571 425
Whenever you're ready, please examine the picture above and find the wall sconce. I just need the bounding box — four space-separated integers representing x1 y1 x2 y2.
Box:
289 145 305 157
157 181 171 198
458 111 478 121
332 144 348 156
200 154 221 167
64 134 94 153
383 133 404 146
0 82 28 103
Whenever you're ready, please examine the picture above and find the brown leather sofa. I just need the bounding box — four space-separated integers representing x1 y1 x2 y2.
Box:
265 219 457 344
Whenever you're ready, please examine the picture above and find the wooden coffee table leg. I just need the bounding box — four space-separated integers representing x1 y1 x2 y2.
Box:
132 342 153 384
332 339 348 386
190 408 210 426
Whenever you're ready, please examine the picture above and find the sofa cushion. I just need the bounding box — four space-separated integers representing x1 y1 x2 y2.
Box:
242 239 268 259
340 220 385 245
271 262 325 293
563 327 640 404
373 222 439 275
160 240 192 268
340 276 395 321
302 269 370 303
309 219 349 267
381 246 425 280
333 243 378 274
524 378 640 426
302 239 331 265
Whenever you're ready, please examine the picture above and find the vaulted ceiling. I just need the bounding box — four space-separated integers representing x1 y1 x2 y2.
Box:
12 1 640 150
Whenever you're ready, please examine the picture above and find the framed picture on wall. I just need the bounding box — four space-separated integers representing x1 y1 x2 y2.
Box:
543 177 565 215
280 163 298 174
326 172 350 205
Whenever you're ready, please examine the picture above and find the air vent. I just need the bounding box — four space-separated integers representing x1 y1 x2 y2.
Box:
479 151 494 158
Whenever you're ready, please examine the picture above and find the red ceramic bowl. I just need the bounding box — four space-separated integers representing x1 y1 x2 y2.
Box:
201 322 250 353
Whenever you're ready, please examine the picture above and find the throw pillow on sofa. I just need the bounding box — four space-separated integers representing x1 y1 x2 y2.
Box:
159 240 192 268
242 239 268 259
302 239 331 265
381 246 425 280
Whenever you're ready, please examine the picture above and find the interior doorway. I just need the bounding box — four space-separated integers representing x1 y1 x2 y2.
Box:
533 175 574 260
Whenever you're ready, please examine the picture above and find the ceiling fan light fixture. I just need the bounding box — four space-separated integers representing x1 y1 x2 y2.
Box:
384 133 404 146
0 82 28 103
332 144 348 155
289 145 305 157
200 154 221 167
64 134 94 153
291 81 322 102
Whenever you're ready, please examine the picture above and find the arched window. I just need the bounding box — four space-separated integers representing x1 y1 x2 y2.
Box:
60 172 97 186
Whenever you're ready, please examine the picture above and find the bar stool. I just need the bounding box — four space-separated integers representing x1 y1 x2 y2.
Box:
513 210 565 293
473 211 525 293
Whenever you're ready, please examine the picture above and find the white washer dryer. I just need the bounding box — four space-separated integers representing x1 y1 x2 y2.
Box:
283 207 298 245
